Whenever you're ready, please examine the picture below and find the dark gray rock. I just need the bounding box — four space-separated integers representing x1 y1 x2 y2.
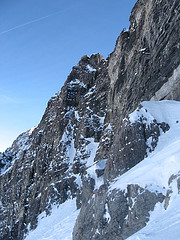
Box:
73 0 180 238
108 0 180 123
104 114 170 181
73 184 165 240
0 54 110 240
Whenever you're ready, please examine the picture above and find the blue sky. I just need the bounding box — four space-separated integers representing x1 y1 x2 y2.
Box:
0 0 136 152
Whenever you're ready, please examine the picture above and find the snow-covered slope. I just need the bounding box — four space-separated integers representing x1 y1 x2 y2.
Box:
25 199 79 240
110 100 180 239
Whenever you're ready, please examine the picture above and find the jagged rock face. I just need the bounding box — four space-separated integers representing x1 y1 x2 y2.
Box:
104 116 170 182
73 184 164 240
0 54 110 240
0 0 180 239
73 0 180 239
73 103 170 240
108 0 180 123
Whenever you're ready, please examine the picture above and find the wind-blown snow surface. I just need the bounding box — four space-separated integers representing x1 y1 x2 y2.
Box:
110 100 180 239
25 199 79 240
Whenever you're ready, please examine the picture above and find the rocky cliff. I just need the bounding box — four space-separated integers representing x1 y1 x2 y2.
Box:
0 0 180 239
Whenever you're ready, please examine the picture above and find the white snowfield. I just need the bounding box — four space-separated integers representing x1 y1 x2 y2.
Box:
25 199 79 240
25 100 180 240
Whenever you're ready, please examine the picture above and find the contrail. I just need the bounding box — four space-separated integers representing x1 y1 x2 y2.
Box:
0 8 68 36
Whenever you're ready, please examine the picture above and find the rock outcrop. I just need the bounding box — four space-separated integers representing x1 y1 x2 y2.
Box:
73 184 165 240
0 0 180 239
108 0 180 122
0 54 110 239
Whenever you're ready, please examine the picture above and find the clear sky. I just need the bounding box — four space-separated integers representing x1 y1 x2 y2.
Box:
0 0 137 152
